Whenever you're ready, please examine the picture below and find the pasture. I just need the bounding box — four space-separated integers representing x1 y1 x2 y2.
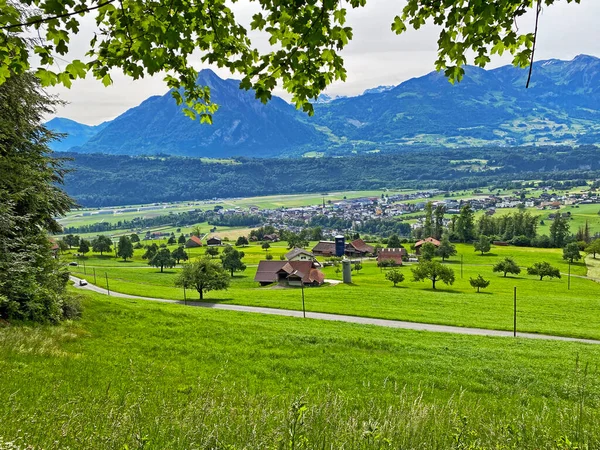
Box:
3 290 600 448
66 242 600 340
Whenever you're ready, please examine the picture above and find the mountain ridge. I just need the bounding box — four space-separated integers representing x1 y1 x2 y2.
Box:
46 55 600 156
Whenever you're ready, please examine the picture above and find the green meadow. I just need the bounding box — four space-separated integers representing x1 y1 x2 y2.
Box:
3 290 600 449
67 243 600 340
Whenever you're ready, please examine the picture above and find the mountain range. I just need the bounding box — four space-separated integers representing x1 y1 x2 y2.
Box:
46 55 600 157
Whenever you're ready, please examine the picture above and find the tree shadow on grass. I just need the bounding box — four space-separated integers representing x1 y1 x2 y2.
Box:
477 253 498 257
419 288 463 294
186 297 235 304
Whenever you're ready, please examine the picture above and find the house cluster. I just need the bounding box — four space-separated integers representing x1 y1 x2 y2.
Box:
253 191 441 236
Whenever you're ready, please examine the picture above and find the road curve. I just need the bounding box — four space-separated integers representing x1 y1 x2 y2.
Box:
69 276 600 345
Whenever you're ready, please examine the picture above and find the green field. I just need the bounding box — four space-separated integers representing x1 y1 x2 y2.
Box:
66 243 600 340
3 289 600 449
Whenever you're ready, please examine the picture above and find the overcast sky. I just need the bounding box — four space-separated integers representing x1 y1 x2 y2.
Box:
47 0 600 125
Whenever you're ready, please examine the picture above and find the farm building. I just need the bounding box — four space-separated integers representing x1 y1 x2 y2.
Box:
312 239 374 258
312 241 336 257
377 248 406 266
414 237 441 254
254 261 325 287
347 239 374 257
185 236 203 248
206 236 222 246
285 247 316 262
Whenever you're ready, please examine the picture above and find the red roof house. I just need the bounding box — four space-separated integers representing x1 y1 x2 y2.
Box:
185 236 203 248
414 237 441 254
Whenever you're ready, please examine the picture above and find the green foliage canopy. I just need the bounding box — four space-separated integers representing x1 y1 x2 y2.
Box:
220 246 246 277
492 257 521 277
148 248 176 272
527 262 561 281
436 237 456 261
420 242 437 261
92 235 112 255
411 261 455 290
117 236 134 261
562 242 582 263
175 258 230 300
469 274 490 293
474 235 491 255
172 246 188 264
385 269 404 287
0 73 74 322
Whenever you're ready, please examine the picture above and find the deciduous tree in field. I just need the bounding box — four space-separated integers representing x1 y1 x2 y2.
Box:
175 259 230 301
261 242 271 254
527 262 561 281
92 235 112 256
143 243 159 260
168 236 177 245
172 246 189 264
78 239 90 256
387 234 402 249
221 246 246 277
550 215 570 248
178 234 186 245
469 275 490 293
385 269 404 287
562 242 582 264
493 258 521 277
436 237 457 262
287 232 309 250
58 239 69 253
474 235 491 255
65 234 79 249
148 248 176 273
236 236 249 247
205 246 219 258
117 236 134 261
586 240 600 259
456 205 475 243
411 261 455 290
420 242 437 261
130 234 140 243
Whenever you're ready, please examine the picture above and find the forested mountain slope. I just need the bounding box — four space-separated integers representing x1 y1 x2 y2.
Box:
48 55 600 156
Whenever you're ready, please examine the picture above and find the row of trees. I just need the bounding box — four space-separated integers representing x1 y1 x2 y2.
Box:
385 257 564 291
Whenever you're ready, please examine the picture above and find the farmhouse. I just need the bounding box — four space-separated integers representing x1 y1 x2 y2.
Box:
185 236 203 248
285 247 316 262
254 261 325 287
206 236 222 246
377 248 406 266
414 237 441 254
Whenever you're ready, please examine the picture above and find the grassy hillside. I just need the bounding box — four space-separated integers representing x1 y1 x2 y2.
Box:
3 290 600 449
66 243 600 340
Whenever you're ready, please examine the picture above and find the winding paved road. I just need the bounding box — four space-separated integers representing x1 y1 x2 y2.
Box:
70 276 600 345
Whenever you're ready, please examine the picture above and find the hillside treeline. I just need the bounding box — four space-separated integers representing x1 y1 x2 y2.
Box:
62 146 600 207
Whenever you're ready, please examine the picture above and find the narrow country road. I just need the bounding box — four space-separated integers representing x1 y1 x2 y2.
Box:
70 276 600 345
